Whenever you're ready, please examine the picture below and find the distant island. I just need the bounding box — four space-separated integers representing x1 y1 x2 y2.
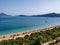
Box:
0 13 60 17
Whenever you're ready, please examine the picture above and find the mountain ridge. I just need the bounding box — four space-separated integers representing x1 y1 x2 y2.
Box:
0 13 60 17
31 13 60 17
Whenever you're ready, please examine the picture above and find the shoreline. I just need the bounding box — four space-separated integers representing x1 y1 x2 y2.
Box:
0 25 60 41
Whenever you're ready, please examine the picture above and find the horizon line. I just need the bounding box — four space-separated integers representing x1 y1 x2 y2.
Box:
0 12 60 16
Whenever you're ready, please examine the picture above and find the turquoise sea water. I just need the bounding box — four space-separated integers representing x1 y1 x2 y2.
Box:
0 17 60 35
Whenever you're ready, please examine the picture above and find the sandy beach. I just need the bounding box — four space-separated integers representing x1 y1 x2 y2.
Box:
0 25 60 41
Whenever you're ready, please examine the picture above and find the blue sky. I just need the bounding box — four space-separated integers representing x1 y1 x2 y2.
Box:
0 0 60 15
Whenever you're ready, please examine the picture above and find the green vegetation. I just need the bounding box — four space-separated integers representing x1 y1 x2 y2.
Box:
0 27 60 45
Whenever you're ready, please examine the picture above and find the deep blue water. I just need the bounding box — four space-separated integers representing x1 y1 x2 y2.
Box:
0 17 60 35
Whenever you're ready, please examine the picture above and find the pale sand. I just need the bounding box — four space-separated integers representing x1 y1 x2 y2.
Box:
0 25 60 41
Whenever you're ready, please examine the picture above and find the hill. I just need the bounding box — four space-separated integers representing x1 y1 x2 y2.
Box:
32 13 60 17
0 13 11 17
